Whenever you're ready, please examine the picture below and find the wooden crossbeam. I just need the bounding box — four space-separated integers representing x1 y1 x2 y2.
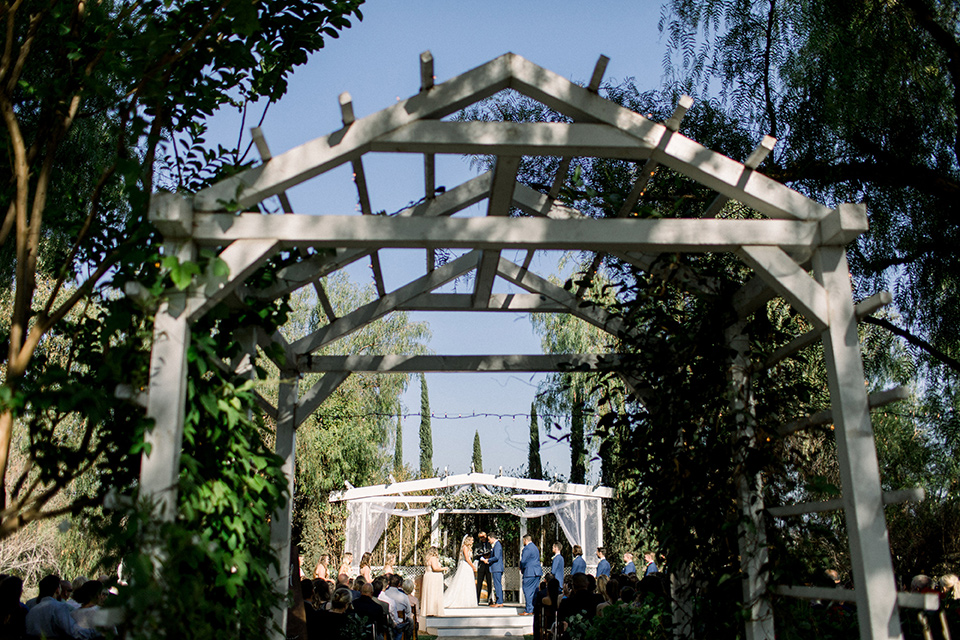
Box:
737 245 829 330
474 156 521 307
300 353 625 374
588 55 609 92
185 238 281 321
420 50 434 92
779 386 910 435
290 251 481 356
296 372 349 429
774 586 939 612
767 487 924 519
189 214 824 253
397 293 568 313
703 136 777 218
764 292 893 368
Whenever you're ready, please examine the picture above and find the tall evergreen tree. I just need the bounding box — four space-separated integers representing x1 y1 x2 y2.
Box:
393 413 403 473
570 390 586 484
472 431 483 473
419 374 433 476
528 403 543 480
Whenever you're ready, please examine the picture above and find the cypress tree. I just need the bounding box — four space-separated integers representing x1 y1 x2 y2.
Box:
393 413 403 472
528 403 543 480
570 388 586 484
472 430 483 473
419 373 433 476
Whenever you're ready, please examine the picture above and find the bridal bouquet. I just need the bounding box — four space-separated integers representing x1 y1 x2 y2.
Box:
440 555 457 570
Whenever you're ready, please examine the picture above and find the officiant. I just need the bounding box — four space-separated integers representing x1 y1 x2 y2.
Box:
474 530 494 604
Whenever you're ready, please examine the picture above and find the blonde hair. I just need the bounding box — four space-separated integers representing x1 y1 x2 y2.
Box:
942 574 960 599
425 546 439 560
597 574 609 597
385 553 396 565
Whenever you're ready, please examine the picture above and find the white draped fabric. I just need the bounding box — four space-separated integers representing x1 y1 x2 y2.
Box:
551 497 603 552
344 499 397 555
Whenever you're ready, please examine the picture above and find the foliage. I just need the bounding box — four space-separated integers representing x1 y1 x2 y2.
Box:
527 403 543 480
419 373 433 477
472 430 483 473
565 595 671 640
428 491 526 513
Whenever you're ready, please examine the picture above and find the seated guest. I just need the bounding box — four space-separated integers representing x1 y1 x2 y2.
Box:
558 573 596 639
314 579 331 609
72 581 113 636
402 578 420 632
25 574 99 639
354 583 388 637
315 587 362 640
594 575 609 609
540 577 561 640
374 577 398 632
0 575 27 640
382 574 411 640
301 579 317 611
596 578 620 617
352 576 365 600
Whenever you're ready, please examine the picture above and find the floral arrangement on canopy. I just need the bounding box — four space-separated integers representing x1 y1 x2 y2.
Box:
428 491 526 513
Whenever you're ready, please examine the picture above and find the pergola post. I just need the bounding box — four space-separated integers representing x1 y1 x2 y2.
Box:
430 511 440 546
813 247 901 640
727 321 774 640
270 371 300 640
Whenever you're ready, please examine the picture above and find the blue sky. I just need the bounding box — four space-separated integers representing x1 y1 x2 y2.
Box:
206 0 669 480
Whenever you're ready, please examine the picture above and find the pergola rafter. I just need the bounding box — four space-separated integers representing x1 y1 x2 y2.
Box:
138 52 919 640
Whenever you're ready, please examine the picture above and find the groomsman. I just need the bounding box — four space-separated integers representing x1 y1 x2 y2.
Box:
622 552 636 575
488 532 504 607
520 535 543 615
551 542 564 578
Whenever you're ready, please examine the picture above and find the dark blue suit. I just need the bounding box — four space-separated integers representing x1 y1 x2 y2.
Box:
571 555 586 575
489 540 504 604
622 561 636 575
520 542 543 614
551 553 564 578
596 557 610 577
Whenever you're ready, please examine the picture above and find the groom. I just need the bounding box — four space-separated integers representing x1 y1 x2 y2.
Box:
487 532 504 607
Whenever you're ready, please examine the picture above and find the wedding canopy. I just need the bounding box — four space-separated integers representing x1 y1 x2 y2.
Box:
330 472 612 568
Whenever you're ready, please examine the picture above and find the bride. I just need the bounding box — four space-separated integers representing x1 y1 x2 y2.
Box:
443 534 478 609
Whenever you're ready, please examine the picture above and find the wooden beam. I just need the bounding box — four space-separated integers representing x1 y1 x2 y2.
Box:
475 156 521 307
738 245 829 330
185 239 280 321
420 50 434 92
779 386 910 436
773 586 940 612
767 488 924 518
300 353 625 374
397 293 567 313
703 135 777 218
194 53 514 211
190 214 824 254
764 292 893 369
371 120 651 158
512 182 582 219
290 251 481 356
296 372 349 429
587 55 610 92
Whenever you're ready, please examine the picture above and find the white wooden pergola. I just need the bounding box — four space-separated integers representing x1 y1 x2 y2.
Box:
137 52 933 640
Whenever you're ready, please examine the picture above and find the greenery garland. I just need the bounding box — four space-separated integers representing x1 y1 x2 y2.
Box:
429 491 527 513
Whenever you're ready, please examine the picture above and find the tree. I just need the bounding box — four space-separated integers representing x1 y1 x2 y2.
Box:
472 430 483 473
527 403 543 480
419 374 433 477
394 413 404 473
0 0 364 539
570 394 586 484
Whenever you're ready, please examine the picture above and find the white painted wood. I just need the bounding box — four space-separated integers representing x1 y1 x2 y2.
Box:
186 239 280 321
300 353 624 373
190 213 823 253
330 473 614 502
296 372 349 430
813 246 900 640
398 292 567 313
430 511 440 546
703 135 777 218
779 387 910 436
548 157 572 200
733 275 776 320
775 586 939 612
420 50 434 91
767 488 924 518
193 54 513 211
505 54 831 221
140 237 195 520
149 192 193 237
291 251 480 356
738 245 829 330
820 203 869 245
372 120 651 158
269 373 299 640
512 182 583 219
587 55 609 92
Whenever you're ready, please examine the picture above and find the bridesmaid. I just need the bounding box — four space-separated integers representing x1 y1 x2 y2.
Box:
313 553 330 581
359 552 373 583
382 553 397 576
338 552 353 579
419 546 446 617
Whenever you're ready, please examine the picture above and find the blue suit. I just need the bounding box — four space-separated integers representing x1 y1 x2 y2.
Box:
489 540 504 604
596 557 610 577
571 555 586 575
623 561 636 575
551 553 564 578
520 542 543 614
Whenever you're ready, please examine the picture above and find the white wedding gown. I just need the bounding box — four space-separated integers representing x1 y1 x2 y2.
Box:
443 545 478 609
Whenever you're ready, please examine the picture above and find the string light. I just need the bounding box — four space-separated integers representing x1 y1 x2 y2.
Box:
312 411 575 421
